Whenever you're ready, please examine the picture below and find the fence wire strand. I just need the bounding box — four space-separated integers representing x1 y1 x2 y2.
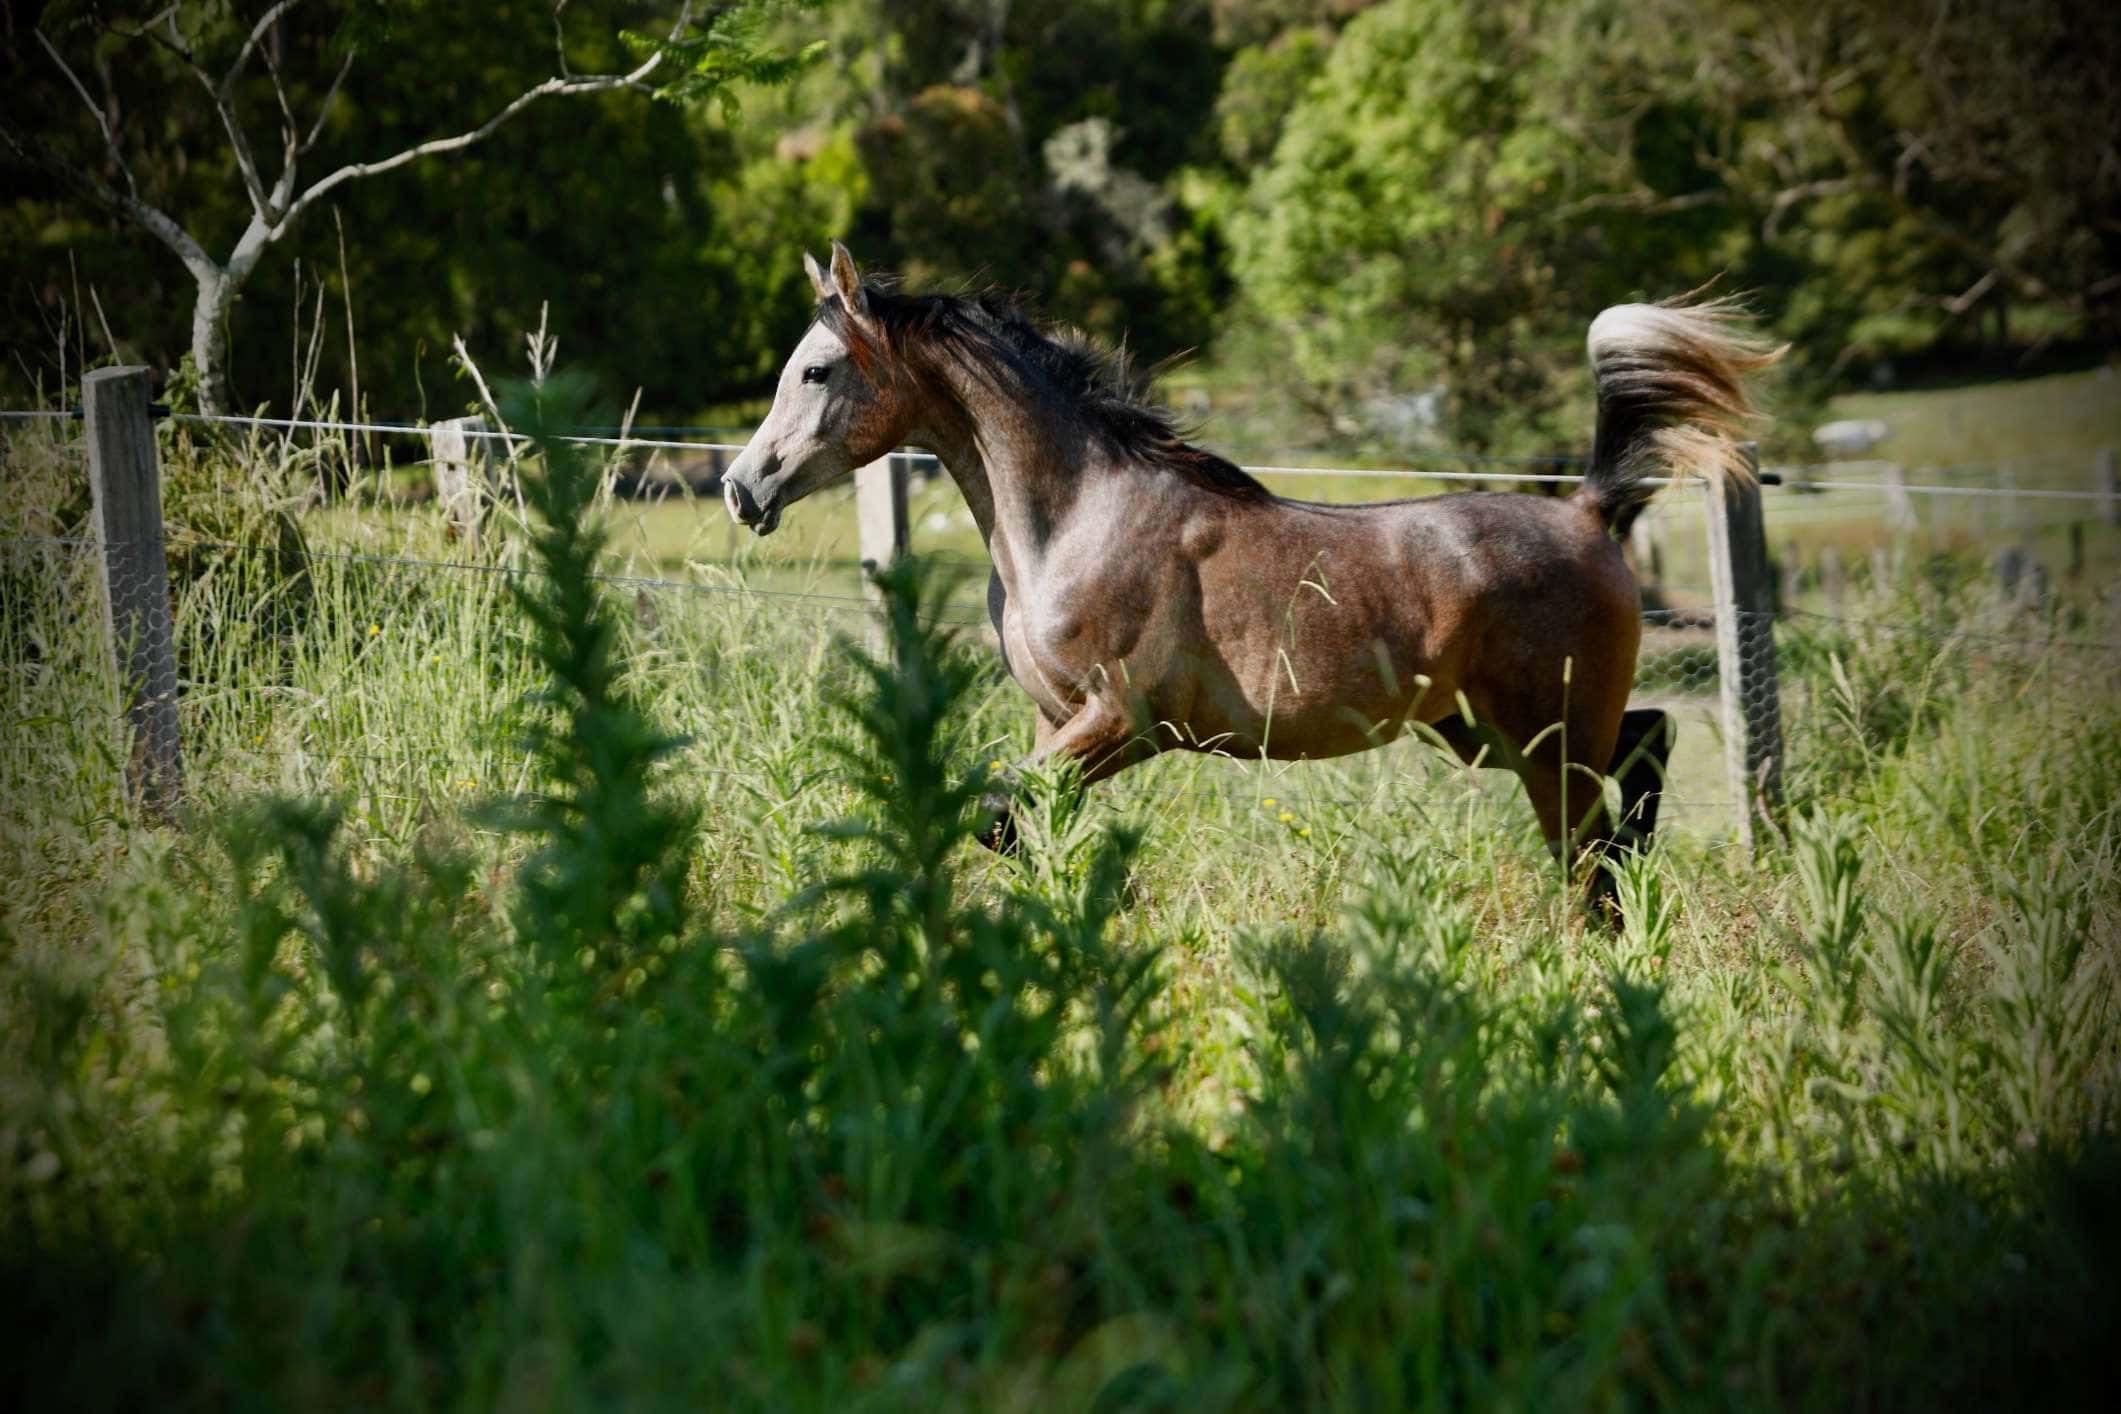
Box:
6 405 2114 501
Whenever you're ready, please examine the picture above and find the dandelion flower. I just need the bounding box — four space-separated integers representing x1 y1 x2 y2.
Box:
989 759 1005 771
1278 811 1295 824
368 623 381 636
1297 827 1311 839
1262 797 1277 808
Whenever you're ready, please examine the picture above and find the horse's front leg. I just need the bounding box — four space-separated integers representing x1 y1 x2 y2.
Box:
978 697 1158 853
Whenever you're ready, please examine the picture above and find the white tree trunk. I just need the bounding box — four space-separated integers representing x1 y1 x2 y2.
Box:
189 268 237 417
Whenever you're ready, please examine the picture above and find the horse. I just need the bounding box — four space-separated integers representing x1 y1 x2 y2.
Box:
723 242 1779 912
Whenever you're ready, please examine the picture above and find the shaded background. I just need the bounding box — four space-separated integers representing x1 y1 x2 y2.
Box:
5 0 2117 452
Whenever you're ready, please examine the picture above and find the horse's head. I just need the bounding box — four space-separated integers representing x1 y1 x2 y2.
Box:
723 242 911 536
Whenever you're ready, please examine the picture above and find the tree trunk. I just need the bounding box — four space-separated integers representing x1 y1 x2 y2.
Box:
190 268 237 416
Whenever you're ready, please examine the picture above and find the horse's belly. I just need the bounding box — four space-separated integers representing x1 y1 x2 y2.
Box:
1174 678 1445 761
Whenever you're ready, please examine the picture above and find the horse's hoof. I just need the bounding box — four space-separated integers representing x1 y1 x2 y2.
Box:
978 810 1020 855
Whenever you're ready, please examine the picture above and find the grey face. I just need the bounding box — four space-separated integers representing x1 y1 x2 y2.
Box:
722 321 865 536
723 242 898 537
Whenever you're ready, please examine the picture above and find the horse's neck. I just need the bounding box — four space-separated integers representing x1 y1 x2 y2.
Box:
913 365 1094 573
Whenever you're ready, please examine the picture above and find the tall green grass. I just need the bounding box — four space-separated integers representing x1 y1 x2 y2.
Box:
1 400 2117 1408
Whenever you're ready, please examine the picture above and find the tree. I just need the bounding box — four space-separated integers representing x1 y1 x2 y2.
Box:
1629 0 2121 365
1224 0 1699 449
2 2 821 413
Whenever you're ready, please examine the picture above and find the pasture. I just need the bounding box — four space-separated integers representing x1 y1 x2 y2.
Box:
2 381 2118 1408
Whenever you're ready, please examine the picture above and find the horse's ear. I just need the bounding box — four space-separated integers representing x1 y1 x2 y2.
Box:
829 240 873 325
802 249 831 304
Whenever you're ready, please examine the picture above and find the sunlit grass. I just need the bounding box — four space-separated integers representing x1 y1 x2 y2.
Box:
2 410 2117 1407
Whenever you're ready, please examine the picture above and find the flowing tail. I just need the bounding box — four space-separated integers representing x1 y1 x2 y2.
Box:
1577 297 1784 537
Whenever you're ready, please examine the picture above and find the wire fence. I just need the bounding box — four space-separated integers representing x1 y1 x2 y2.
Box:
6 522 2115 843
5 402 2118 841
5 404 2117 504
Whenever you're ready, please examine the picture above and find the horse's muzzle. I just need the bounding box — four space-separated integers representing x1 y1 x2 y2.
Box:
723 476 781 536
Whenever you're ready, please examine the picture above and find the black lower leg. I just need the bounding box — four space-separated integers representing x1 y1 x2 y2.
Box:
1609 708 1675 852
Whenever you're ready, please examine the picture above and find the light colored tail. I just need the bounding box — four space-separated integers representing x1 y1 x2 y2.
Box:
1578 296 1784 536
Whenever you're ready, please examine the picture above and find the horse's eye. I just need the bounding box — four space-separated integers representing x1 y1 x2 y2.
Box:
801 364 830 385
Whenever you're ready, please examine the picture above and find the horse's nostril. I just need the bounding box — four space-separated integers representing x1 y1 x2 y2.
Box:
724 476 762 526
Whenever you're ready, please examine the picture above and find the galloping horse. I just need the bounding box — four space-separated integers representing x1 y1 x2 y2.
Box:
724 243 1779 907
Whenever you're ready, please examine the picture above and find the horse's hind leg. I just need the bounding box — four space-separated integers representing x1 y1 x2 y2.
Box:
1609 708 1675 852
1463 683 1628 919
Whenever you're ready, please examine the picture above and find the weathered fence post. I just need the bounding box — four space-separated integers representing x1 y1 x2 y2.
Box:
84 366 182 815
2097 447 2117 529
1629 512 1664 584
1703 442 1785 847
856 452 912 614
2000 466 2030 532
1993 544 2028 599
1881 463 1916 534
430 414 488 547
1993 544 2049 616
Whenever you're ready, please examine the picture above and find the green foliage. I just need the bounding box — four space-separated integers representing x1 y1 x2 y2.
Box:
1212 25 1333 169
1222 0 1727 449
3 404 2119 1404
630 0 833 116
8 1 2111 441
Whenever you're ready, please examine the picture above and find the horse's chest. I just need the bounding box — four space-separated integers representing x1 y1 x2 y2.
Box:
997 560 1159 718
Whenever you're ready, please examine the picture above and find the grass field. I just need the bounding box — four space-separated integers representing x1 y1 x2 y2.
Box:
3 379 2119 1407
1823 366 2121 468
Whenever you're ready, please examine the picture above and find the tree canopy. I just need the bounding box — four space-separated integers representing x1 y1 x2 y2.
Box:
4 0 2112 444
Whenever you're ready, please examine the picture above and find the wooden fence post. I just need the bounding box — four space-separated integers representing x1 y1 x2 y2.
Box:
1703 442 1785 847
2097 447 2117 529
2000 466 2029 532
84 366 182 815
430 415 488 547
1881 463 1916 534
1629 512 1664 584
856 452 912 609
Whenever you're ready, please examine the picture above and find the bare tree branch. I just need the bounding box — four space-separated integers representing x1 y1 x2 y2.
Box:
223 0 306 96
260 41 302 210
1550 186 1731 220
141 14 276 222
553 0 577 81
277 1 695 230
1762 175 1872 241
302 46 356 153
34 30 138 201
0 118 217 284
1941 268 2001 317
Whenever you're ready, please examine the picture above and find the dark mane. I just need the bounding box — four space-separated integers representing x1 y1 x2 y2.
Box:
818 287 1270 501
